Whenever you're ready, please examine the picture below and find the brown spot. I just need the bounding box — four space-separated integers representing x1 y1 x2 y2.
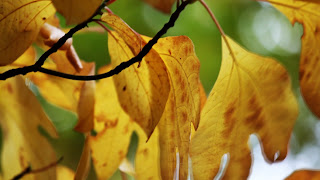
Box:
123 124 129 134
182 112 187 122
102 163 107 167
119 150 124 158
224 102 236 121
245 107 262 123
306 72 312 80
19 20 23 24
168 49 172 55
105 119 118 128
6 84 13 94
299 69 305 80
180 80 185 90
42 17 46 20
170 131 175 138
181 94 186 103
142 149 148 156
223 101 237 138
122 85 126 91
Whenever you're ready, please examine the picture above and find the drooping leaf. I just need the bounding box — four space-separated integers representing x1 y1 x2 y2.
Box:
51 0 102 24
75 134 91 180
142 35 201 180
0 0 55 65
0 76 58 180
89 66 133 180
190 36 298 179
267 0 320 118
134 124 161 180
102 13 171 138
142 0 175 14
29 54 96 133
285 170 320 180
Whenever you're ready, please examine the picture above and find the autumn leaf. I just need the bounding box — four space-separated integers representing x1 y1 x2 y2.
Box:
0 76 58 180
28 53 96 133
142 35 201 180
51 0 102 24
0 0 55 65
75 134 91 180
266 0 320 118
285 170 320 180
142 0 175 14
134 124 161 180
102 13 171 138
190 36 298 179
89 66 133 180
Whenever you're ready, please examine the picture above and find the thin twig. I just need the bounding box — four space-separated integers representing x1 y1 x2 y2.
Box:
0 0 191 81
11 157 63 180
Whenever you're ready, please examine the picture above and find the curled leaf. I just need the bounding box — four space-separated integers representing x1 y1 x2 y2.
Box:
267 0 320 118
102 13 171 138
190 36 298 179
0 0 55 65
142 0 175 14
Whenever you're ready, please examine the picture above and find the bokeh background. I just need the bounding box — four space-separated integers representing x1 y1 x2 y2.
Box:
25 0 320 179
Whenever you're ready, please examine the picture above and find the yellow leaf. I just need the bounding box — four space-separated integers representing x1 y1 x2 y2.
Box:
285 170 320 180
89 66 133 180
0 0 55 65
142 0 175 14
102 13 170 138
190 36 298 179
134 124 161 180
142 35 201 180
52 0 102 24
0 76 58 180
57 166 75 180
267 0 320 118
0 47 36 73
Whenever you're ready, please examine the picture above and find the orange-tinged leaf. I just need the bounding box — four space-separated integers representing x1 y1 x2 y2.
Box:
267 0 320 118
0 76 58 180
57 166 75 180
75 134 91 180
285 170 320 180
142 35 201 180
52 0 102 24
190 36 298 179
89 67 133 180
134 124 161 180
0 0 55 65
102 13 170 138
142 0 175 14
74 65 96 133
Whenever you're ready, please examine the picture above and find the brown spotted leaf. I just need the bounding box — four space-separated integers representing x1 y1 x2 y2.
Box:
102 13 170 138
267 0 320 118
89 66 133 180
0 0 55 65
52 0 102 24
190 36 298 179
285 170 320 180
0 76 58 180
142 35 201 180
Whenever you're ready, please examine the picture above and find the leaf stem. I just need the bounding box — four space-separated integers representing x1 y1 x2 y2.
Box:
199 0 237 62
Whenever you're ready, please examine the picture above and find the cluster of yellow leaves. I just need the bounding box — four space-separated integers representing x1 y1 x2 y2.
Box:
0 0 319 179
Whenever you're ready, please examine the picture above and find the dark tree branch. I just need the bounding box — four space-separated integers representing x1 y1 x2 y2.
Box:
0 0 190 81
